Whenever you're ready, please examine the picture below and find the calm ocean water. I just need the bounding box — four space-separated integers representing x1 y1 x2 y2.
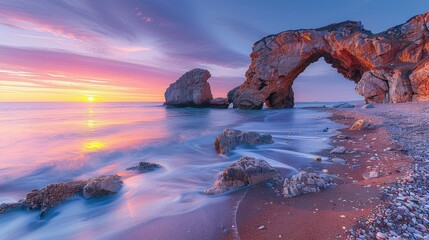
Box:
0 102 343 239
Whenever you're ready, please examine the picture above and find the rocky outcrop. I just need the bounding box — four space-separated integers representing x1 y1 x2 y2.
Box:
210 97 230 108
282 171 332 198
0 175 122 216
355 72 389 104
214 129 273 154
205 156 282 195
410 62 429 101
127 161 162 173
232 12 429 109
164 69 213 107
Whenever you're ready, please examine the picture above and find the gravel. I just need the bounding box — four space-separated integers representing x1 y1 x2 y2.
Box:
337 102 429 239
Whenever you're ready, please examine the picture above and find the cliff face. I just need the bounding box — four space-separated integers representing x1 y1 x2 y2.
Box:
232 12 429 109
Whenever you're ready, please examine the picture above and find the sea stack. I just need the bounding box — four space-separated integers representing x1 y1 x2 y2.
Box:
164 69 213 107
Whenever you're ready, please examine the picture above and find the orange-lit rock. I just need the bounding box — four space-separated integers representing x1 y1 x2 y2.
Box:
232 12 429 109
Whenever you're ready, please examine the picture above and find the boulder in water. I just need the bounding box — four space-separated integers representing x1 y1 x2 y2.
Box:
205 156 283 195
127 162 162 173
214 129 273 154
0 175 123 216
164 69 213 107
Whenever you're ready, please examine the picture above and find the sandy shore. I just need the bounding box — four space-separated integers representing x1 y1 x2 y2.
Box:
233 102 429 239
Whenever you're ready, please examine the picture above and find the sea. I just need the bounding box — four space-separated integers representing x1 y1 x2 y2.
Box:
0 102 349 239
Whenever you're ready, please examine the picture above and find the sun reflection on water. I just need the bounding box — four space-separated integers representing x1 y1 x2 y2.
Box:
83 140 106 152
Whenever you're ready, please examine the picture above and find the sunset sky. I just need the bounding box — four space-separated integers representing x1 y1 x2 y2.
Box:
0 0 427 102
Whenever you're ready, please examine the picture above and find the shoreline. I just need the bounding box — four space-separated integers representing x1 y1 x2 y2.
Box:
234 103 419 239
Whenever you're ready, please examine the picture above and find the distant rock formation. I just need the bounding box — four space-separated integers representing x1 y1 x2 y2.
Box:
214 129 273 154
0 175 122 216
210 97 230 109
205 156 282 195
332 102 355 108
232 12 429 109
164 69 213 107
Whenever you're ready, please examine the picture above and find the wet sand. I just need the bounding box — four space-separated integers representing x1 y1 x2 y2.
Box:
235 106 414 240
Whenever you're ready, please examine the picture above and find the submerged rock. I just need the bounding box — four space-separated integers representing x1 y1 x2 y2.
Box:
210 97 230 109
282 171 332 198
127 161 162 173
1 175 123 216
349 119 371 131
205 156 282 195
164 69 213 107
0 202 25 214
332 103 355 108
214 129 273 154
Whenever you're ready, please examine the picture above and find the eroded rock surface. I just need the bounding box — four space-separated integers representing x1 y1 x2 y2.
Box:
0 175 122 216
282 171 332 198
205 156 282 195
214 129 273 154
232 12 429 109
164 69 213 107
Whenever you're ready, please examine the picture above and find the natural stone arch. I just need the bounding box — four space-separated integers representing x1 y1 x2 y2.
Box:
231 12 429 109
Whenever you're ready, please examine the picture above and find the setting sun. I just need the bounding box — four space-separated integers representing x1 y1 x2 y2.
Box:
87 96 94 102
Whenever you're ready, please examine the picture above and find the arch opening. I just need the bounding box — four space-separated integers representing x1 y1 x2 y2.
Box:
262 54 365 108
292 58 364 104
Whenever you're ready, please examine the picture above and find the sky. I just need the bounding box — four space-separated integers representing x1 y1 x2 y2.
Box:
0 0 428 102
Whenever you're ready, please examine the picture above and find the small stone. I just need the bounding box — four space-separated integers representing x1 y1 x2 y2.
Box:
363 171 380 180
330 146 346 154
337 135 349 139
350 119 371 131
332 158 347 165
258 225 266 230
376 232 386 239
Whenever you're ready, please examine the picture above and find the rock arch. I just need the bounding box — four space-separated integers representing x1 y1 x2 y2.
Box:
232 12 429 109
